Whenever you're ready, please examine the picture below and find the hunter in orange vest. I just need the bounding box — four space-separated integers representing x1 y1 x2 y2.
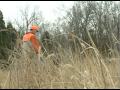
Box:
22 25 41 59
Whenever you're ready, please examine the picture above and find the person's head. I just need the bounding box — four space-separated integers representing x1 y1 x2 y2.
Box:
30 25 40 34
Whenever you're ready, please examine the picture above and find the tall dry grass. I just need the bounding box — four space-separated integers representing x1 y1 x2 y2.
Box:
0 34 120 89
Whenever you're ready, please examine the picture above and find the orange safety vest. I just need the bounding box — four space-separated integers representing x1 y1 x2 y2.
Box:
22 32 41 54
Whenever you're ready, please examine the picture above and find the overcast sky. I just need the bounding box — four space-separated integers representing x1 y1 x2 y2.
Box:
0 1 74 24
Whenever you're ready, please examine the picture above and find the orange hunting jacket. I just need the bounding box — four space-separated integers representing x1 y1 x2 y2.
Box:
22 32 41 54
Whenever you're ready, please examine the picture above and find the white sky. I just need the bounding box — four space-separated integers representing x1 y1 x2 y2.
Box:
0 1 74 24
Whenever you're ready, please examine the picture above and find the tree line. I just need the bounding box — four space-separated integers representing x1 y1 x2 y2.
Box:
0 10 17 60
0 1 120 60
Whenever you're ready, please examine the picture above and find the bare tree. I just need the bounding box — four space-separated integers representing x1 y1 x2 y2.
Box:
14 5 44 34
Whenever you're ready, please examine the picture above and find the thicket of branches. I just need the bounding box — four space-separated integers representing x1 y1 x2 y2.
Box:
44 1 120 56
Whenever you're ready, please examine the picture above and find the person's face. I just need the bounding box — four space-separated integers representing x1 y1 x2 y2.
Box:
32 30 38 34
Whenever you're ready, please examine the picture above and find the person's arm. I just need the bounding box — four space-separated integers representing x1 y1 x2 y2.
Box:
30 35 41 54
